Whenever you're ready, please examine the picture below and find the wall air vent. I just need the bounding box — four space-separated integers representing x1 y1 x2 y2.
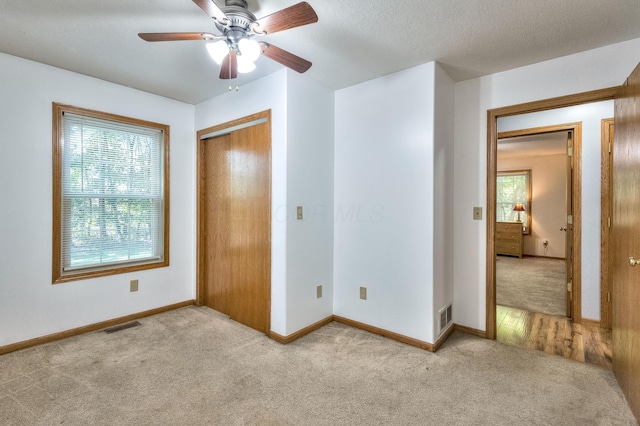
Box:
439 304 453 333
104 321 141 334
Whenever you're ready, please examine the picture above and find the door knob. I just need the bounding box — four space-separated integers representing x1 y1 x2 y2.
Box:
630 257 640 266
560 227 567 231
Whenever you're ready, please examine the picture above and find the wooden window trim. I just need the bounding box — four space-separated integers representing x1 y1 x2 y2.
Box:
52 103 170 284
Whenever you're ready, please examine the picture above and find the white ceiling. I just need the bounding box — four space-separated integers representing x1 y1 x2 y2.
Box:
498 132 567 160
2 0 640 104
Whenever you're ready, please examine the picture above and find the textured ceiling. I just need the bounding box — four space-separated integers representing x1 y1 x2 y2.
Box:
2 0 640 104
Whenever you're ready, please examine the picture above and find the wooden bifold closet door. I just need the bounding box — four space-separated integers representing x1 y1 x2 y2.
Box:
199 112 271 334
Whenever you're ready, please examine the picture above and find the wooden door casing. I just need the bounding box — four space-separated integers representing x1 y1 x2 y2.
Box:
601 118 614 330
566 130 574 318
613 62 640 421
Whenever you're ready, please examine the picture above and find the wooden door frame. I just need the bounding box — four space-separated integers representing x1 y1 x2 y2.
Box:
486 87 619 340
195 110 272 323
601 118 614 330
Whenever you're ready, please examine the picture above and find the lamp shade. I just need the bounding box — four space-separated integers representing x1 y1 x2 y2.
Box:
513 203 525 212
238 38 261 62
206 40 229 64
237 55 256 73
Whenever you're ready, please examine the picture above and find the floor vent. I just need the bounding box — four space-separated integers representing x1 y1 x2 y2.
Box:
104 321 141 334
439 304 453 333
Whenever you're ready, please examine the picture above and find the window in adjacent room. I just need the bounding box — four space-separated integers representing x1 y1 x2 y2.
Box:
496 169 531 234
52 103 169 283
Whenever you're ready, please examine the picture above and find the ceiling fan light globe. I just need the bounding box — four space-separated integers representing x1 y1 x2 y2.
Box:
206 40 229 64
238 38 261 63
237 55 256 73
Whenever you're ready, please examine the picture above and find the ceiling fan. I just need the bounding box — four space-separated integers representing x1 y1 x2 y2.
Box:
139 0 318 80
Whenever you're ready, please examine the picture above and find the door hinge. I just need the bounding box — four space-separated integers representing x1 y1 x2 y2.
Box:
567 281 572 292
608 292 611 303
609 142 612 154
567 214 573 225
568 147 573 157
608 216 611 228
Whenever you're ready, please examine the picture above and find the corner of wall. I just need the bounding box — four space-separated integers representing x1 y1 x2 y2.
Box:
433 62 456 338
284 72 335 335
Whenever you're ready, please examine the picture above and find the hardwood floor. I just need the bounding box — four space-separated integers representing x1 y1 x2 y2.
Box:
496 305 612 369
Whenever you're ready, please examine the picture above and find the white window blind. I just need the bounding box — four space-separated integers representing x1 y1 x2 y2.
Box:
61 112 164 272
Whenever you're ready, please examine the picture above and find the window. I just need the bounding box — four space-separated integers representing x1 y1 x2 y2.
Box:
52 103 169 283
496 170 531 234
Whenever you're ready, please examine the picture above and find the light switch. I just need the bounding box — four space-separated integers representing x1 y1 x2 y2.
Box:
296 206 303 220
473 207 483 220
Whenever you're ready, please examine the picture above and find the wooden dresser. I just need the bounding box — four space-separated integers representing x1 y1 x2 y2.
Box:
496 222 523 258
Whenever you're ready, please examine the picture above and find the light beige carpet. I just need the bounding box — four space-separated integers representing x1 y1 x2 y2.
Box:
1 306 637 425
496 255 566 316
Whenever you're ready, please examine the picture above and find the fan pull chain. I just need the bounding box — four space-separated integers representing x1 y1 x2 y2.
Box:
225 51 239 92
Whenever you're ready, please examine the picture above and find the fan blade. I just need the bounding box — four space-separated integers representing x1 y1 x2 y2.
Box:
253 2 318 35
138 32 215 42
193 0 230 25
219 51 238 80
261 43 311 73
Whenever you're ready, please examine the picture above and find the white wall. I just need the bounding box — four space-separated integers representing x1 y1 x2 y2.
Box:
498 153 567 258
285 71 335 334
453 37 640 331
334 62 437 343
0 53 195 346
498 101 613 320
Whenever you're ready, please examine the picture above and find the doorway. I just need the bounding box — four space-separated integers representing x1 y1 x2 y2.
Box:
486 88 618 340
196 110 272 335
496 126 575 319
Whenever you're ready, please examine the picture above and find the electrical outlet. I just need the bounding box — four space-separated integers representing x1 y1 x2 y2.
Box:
359 286 367 300
473 207 483 220
130 279 138 292
296 206 303 220
317 285 322 298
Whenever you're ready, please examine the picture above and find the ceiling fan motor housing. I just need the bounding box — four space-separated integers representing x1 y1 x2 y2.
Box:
217 0 256 38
